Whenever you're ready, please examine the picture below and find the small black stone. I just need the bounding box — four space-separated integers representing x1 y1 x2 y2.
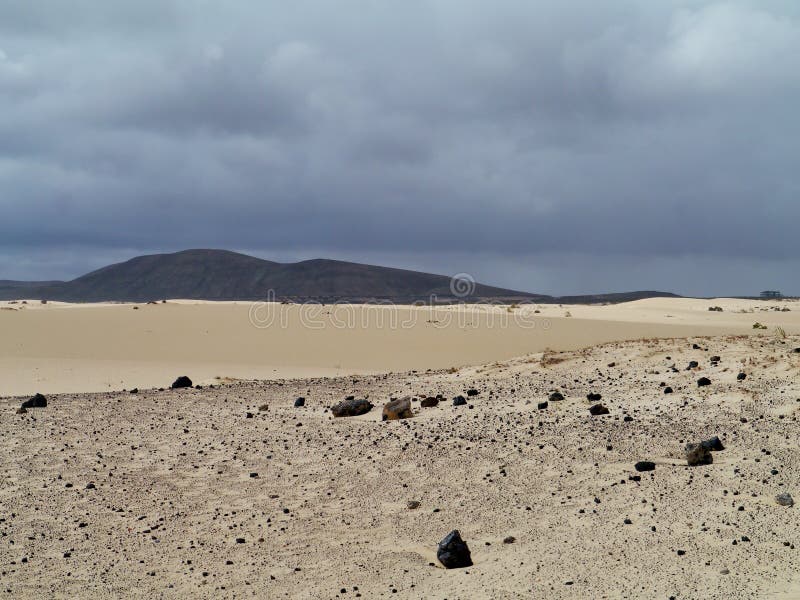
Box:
588 404 609 416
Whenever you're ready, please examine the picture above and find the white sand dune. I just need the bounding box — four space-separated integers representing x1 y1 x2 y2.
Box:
1 297 798 395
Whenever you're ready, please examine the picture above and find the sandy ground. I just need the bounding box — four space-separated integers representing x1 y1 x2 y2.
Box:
1 297 798 396
2 331 800 598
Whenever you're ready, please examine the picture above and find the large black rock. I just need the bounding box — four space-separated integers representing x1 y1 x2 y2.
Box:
634 461 656 472
437 530 473 569
331 398 373 417
21 393 47 409
686 444 713 466
588 404 609 416
686 436 725 452
171 376 193 389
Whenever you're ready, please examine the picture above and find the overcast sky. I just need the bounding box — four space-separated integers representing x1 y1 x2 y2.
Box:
1 1 798 296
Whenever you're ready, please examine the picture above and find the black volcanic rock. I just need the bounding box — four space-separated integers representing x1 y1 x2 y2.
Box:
635 461 656 472
171 376 193 389
686 436 725 452
21 393 47 409
548 392 565 402
697 377 712 387
703 436 725 452
452 396 467 406
589 404 609 416
686 444 713 466
331 398 373 418
294 397 305 407
437 530 473 569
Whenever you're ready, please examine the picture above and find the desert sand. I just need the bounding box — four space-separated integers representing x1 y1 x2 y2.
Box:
2 298 800 598
1 297 798 396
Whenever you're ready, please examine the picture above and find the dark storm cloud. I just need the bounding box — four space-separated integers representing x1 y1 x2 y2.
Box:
1 1 799 294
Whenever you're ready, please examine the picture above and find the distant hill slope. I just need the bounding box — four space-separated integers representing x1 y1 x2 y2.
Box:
0 249 541 302
0 249 681 303
555 291 681 304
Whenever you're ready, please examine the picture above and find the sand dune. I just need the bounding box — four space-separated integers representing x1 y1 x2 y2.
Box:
1 297 798 396
3 331 800 598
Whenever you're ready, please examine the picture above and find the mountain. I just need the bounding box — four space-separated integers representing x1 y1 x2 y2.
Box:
0 249 681 303
0 249 541 302
554 291 681 303
0 280 64 300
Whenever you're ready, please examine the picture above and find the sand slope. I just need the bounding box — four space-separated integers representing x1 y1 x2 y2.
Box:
2 333 800 598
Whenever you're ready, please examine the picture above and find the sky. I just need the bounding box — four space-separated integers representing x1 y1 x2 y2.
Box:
1 0 799 296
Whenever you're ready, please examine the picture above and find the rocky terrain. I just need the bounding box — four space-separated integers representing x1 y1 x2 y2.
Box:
2 334 800 598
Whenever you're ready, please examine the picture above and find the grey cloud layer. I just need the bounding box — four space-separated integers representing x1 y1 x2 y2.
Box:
1 1 799 294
